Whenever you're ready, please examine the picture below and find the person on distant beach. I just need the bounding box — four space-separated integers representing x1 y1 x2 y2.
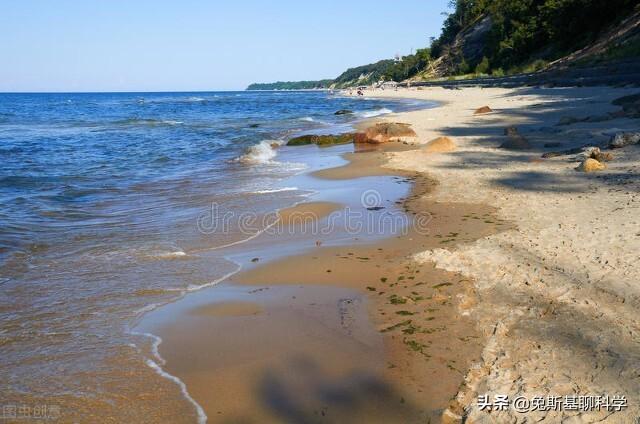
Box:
357 89 363 96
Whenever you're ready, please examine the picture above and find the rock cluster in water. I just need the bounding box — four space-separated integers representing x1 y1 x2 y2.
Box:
286 133 356 146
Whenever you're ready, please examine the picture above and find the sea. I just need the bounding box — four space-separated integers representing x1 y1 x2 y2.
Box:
0 91 433 422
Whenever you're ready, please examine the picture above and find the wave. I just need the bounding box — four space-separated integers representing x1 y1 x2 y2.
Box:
149 250 188 260
111 118 184 127
183 266 241 292
250 187 299 194
139 96 210 105
128 331 207 423
236 140 283 164
299 116 315 122
145 358 207 424
358 108 393 118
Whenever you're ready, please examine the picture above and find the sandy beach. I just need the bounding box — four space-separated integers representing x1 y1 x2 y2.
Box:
6 2 640 422
132 84 640 424
363 85 640 423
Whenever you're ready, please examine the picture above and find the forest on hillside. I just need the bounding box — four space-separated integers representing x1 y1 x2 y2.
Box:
430 0 639 74
248 0 640 89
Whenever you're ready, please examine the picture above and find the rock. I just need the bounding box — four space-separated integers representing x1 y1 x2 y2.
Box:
354 133 371 144
501 137 531 150
544 145 613 160
541 151 562 158
575 158 606 172
584 114 613 123
504 126 517 136
334 109 353 115
593 151 614 162
356 123 416 144
499 127 531 150
538 127 562 134
612 93 640 107
542 146 586 158
286 133 356 146
576 146 601 161
474 106 492 115
424 136 456 153
577 147 614 162
612 93 640 117
609 132 640 148
557 116 583 126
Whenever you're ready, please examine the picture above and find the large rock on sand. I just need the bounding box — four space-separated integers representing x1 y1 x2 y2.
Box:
575 158 606 172
287 133 355 146
500 127 531 150
355 122 417 144
424 136 456 153
474 106 493 115
609 132 640 149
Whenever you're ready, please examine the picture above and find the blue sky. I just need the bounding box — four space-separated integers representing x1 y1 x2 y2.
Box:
1 0 451 92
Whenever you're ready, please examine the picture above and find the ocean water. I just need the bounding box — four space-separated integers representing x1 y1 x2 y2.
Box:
0 91 431 421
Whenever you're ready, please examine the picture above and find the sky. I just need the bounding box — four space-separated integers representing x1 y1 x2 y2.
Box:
1 0 451 92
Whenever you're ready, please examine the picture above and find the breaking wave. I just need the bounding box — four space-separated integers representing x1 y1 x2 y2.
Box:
359 108 393 118
236 140 284 164
251 187 300 194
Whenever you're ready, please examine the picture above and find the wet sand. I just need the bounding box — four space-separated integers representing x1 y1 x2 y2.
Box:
136 137 507 423
276 201 343 228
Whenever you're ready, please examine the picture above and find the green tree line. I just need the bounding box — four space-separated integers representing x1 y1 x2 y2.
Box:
433 0 639 73
247 0 639 89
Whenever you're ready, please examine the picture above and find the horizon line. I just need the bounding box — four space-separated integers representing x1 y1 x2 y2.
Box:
0 89 250 94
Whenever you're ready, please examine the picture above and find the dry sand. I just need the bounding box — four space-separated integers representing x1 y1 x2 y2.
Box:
363 85 640 423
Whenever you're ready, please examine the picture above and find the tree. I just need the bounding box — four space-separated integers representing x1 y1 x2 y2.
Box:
475 56 491 74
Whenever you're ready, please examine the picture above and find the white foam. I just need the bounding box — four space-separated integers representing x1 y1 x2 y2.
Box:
155 250 187 259
359 108 393 118
130 330 166 365
251 187 299 194
134 302 165 315
183 266 242 292
128 267 244 423
236 140 283 164
299 116 315 122
127 329 206 423
146 359 207 424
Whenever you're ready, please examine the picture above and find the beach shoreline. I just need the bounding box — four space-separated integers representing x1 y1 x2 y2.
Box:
134 83 640 423
361 85 640 423
135 105 508 422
